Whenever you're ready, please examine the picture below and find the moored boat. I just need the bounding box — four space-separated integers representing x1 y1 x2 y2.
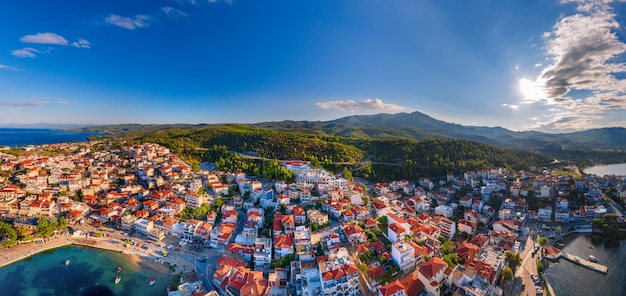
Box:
65 260 70 266
115 276 121 284
149 278 155 286
117 267 122 273
589 255 598 262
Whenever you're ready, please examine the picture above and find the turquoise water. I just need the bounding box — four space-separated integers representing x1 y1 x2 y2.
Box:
0 246 170 296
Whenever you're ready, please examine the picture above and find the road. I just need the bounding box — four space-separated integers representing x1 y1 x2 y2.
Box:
514 237 538 296
601 193 625 221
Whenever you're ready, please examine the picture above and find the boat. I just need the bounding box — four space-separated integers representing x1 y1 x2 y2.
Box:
117 267 122 273
115 276 121 284
589 255 598 262
65 260 70 266
149 278 155 286
589 246 595 249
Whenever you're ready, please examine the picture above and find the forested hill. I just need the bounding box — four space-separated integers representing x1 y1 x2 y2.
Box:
113 124 551 182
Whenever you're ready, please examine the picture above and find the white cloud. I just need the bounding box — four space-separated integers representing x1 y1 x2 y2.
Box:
105 14 151 30
0 64 17 71
501 104 520 110
534 63 542 68
0 98 68 107
20 32 68 45
514 64 520 70
0 99 46 107
315 99 406 112
521 0 626 130
11 47 42 58
161 7 188 17
17 32 91 53
71 38 91 48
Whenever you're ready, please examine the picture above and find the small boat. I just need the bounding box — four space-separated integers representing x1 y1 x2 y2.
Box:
117 267 122 273
149 278 155 286
589 255 598 262
65 260 70 266
115 276 121 284
589 246 595 249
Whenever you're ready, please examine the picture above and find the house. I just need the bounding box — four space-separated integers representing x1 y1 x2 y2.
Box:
387 223 407 243
273 233 295 259
254 237 272 270
417 256 451 296
317 247 360 296
431 216 456 240
378 273 425 296
392 241 417 274
307 209 328 226
457 219 476 235
292 206 306 225
459 196 473 208
342 224 366 246
456 242 480 261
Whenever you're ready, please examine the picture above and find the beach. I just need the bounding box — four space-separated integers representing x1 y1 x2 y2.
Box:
0 234 190 274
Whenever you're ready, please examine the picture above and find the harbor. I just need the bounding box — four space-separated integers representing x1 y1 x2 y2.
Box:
559 251 608 274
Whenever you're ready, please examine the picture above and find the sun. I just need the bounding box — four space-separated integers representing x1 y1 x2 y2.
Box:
518 78 545 103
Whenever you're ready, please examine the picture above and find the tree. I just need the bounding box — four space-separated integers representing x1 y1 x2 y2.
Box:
35 218 54 238
440 241 453 255
214 197 223 209
502 266 513 281
555 225 562 235
342 167 354 182
443 253 459 268
538 237 548 248
536 260 544 273
504 251 522 272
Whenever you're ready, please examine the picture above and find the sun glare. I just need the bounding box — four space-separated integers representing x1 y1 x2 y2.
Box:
518 78 545 103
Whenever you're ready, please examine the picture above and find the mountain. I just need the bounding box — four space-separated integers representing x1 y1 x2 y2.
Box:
256 111 626 152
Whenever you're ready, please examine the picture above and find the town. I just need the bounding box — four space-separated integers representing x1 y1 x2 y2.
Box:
0 141 624 296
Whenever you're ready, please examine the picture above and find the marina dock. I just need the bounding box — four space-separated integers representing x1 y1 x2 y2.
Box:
560 251 608 274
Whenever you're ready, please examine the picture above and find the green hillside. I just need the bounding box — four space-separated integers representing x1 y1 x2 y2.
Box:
113 124 551 182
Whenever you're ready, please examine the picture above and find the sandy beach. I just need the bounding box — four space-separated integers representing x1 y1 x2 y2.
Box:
0 234 191 276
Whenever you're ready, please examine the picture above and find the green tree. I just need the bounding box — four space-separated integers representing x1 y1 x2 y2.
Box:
502 266 513 281
555 225 562 234
214 197 223 209
35 218 55 237
504 251 522 272
536 260 544 273
443 253 459 268
538 237 548 248
0 221 18 247
342 167 354 182
440 241 453 255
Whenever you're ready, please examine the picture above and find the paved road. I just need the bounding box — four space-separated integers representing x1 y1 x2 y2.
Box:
515 237 538 296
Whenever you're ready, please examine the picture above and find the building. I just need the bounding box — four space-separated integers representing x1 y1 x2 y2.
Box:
391 241 417 274
378 273 425 296
418 256 451 296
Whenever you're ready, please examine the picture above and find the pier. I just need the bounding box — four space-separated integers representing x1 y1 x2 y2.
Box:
560 251 608 274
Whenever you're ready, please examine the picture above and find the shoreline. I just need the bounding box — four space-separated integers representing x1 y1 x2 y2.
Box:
0 236 176 276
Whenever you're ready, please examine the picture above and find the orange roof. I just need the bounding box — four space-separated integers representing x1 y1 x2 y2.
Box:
419 257 447 279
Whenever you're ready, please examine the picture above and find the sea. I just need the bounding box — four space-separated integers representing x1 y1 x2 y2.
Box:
544 234 626 296
583 163 626 177
0 128 100 147
0 245 170 296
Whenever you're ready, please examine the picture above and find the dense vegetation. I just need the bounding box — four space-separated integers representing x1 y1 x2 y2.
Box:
591 214 626 240
107 124 552 182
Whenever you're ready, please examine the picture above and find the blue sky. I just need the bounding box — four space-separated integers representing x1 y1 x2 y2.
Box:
1 0 625 132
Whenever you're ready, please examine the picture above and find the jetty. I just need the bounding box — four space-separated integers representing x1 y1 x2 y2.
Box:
560 251 608 274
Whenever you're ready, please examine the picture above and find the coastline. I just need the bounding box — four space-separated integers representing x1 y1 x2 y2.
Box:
0 236 175 276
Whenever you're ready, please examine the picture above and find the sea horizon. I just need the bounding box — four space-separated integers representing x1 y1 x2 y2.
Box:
0 128 100 147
